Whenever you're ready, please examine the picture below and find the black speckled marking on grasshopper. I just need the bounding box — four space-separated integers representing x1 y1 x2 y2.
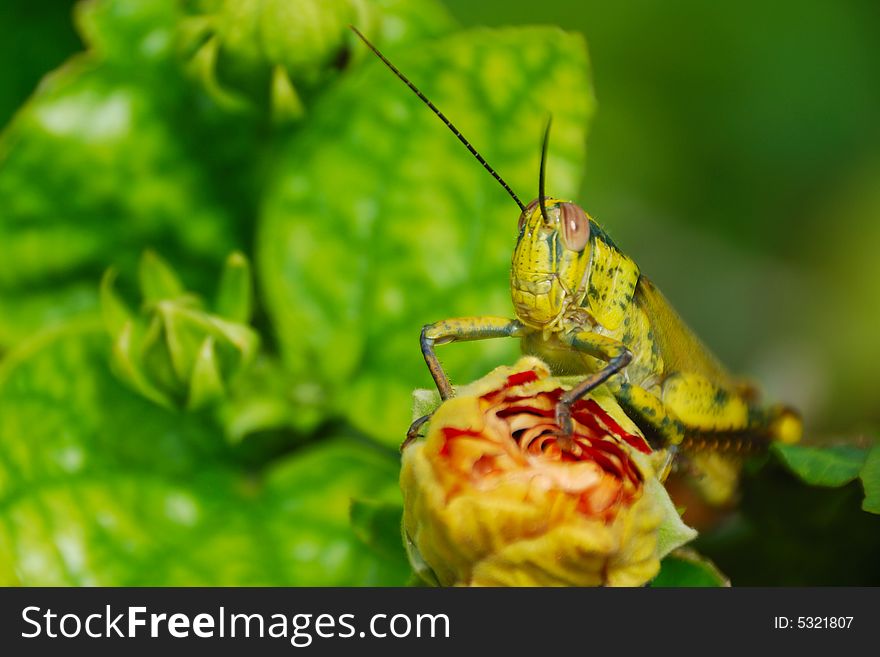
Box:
351 27 802 477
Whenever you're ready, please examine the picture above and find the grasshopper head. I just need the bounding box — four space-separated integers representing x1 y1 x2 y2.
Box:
510 197 592 328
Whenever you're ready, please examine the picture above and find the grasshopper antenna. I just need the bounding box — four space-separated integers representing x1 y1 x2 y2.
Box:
538 115 552 225
349 25 526 212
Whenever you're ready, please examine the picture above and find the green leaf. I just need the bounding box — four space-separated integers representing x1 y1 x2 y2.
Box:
860 446 880 514
259 27 593 446
773 443 868 487
0 326 409 585
651 550 729 588
371 0 456 47
770 442 880 519
0 58 240 348
350 499 409 567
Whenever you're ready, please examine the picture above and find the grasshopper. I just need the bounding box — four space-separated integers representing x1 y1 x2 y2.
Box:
351 28 802 472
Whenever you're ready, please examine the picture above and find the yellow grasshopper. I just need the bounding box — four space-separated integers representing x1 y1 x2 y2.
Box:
351 28 802 478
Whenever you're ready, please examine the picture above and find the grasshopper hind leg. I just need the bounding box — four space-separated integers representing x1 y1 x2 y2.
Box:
612 377 802 496
612 376 802 451
658 372 802 445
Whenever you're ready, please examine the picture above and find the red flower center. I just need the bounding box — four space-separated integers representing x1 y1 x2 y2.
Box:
436 370 650 520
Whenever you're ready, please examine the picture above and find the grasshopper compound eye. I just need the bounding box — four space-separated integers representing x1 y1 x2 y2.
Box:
559 202 590 251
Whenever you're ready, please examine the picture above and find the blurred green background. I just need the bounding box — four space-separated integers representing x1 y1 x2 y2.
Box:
0 0 877 585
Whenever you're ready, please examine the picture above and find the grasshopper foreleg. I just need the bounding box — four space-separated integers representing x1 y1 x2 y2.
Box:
421 317 526 399
406 317 525 445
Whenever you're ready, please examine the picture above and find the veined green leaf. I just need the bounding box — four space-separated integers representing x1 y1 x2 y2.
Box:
773 443 868 488
0 326 408 585
0 58 239 348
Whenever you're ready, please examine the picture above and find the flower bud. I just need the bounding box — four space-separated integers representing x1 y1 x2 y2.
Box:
402 357 695 586
177 0 376 121
101 250 258 410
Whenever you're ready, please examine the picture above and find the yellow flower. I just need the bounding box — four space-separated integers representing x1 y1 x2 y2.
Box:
401 357 683 587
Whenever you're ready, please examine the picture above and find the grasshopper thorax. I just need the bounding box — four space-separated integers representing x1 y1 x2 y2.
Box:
511 197 593 329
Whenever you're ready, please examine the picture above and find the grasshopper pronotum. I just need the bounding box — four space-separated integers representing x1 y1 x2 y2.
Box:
351 27 802 478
